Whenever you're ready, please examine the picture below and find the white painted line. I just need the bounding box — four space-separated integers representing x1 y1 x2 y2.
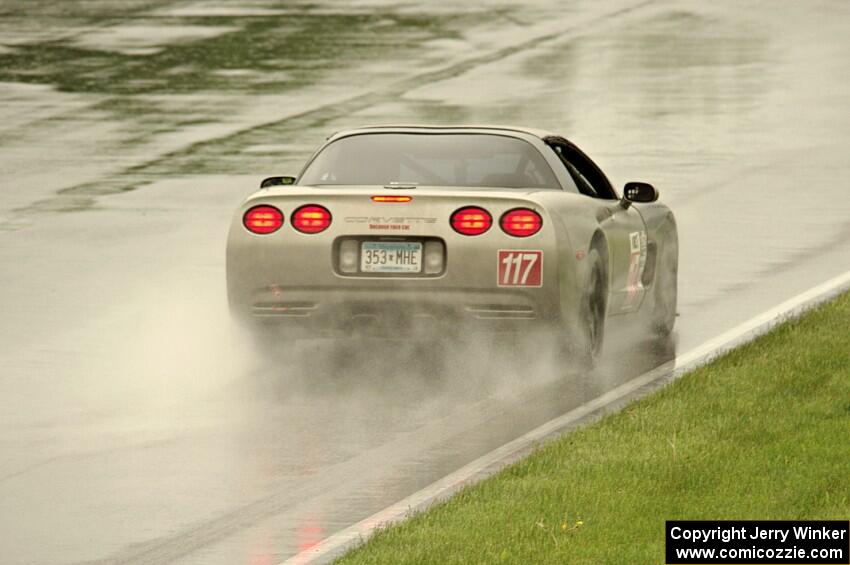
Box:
282 270 850 564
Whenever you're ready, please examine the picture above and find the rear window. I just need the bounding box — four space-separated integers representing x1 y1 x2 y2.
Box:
299 133 561 189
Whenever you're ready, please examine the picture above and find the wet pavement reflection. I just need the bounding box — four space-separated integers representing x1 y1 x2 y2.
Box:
1 1 849 564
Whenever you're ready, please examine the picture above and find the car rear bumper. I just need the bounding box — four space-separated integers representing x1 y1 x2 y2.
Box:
237 286 562 338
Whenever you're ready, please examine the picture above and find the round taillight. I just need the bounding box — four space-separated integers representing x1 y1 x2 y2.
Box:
243 205 283 234
450 206 492 236
500 208 542 237
292 204 332 234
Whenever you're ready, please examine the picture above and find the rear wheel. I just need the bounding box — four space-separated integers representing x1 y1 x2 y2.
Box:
582 248 608 361
562 248 607 368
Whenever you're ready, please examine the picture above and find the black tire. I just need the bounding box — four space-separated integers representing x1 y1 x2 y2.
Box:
650 238 678 337
577 248 608 365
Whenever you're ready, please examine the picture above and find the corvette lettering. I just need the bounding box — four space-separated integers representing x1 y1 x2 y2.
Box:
345 217 437 230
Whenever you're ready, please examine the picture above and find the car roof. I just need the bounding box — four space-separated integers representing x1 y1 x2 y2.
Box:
326 124 559 141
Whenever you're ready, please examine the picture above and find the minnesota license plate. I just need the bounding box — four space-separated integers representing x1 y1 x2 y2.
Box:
360 241 422 273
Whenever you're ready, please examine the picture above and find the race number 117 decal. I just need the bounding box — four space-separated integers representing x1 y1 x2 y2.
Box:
497 250 543 287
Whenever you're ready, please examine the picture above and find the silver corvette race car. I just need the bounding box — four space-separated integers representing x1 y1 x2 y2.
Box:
226 125 677 361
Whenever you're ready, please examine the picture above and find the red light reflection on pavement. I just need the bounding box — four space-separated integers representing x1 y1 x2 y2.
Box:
298 518 324 553
247 538 274 565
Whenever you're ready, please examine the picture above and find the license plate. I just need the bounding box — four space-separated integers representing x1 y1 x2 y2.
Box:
360 241 422 273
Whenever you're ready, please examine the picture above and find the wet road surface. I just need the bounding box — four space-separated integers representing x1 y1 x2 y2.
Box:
1 1 849 563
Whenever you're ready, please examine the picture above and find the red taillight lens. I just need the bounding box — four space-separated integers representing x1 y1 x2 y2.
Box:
292 204 332 234
450 206 492 236
243 205 283 234
500 208 542 237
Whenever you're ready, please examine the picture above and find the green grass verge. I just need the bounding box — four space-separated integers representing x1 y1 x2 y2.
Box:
337 292 850 564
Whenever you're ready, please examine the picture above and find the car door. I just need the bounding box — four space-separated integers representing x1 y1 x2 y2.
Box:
598 201 648 313
547 138 649 313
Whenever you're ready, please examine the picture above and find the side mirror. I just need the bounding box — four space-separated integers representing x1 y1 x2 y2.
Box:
623 181 658 204
260 176 296 188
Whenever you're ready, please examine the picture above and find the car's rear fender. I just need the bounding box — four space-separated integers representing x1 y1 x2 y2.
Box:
531 192 612 313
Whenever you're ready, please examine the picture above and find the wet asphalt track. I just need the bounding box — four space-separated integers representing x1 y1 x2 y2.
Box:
1 1 850 563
